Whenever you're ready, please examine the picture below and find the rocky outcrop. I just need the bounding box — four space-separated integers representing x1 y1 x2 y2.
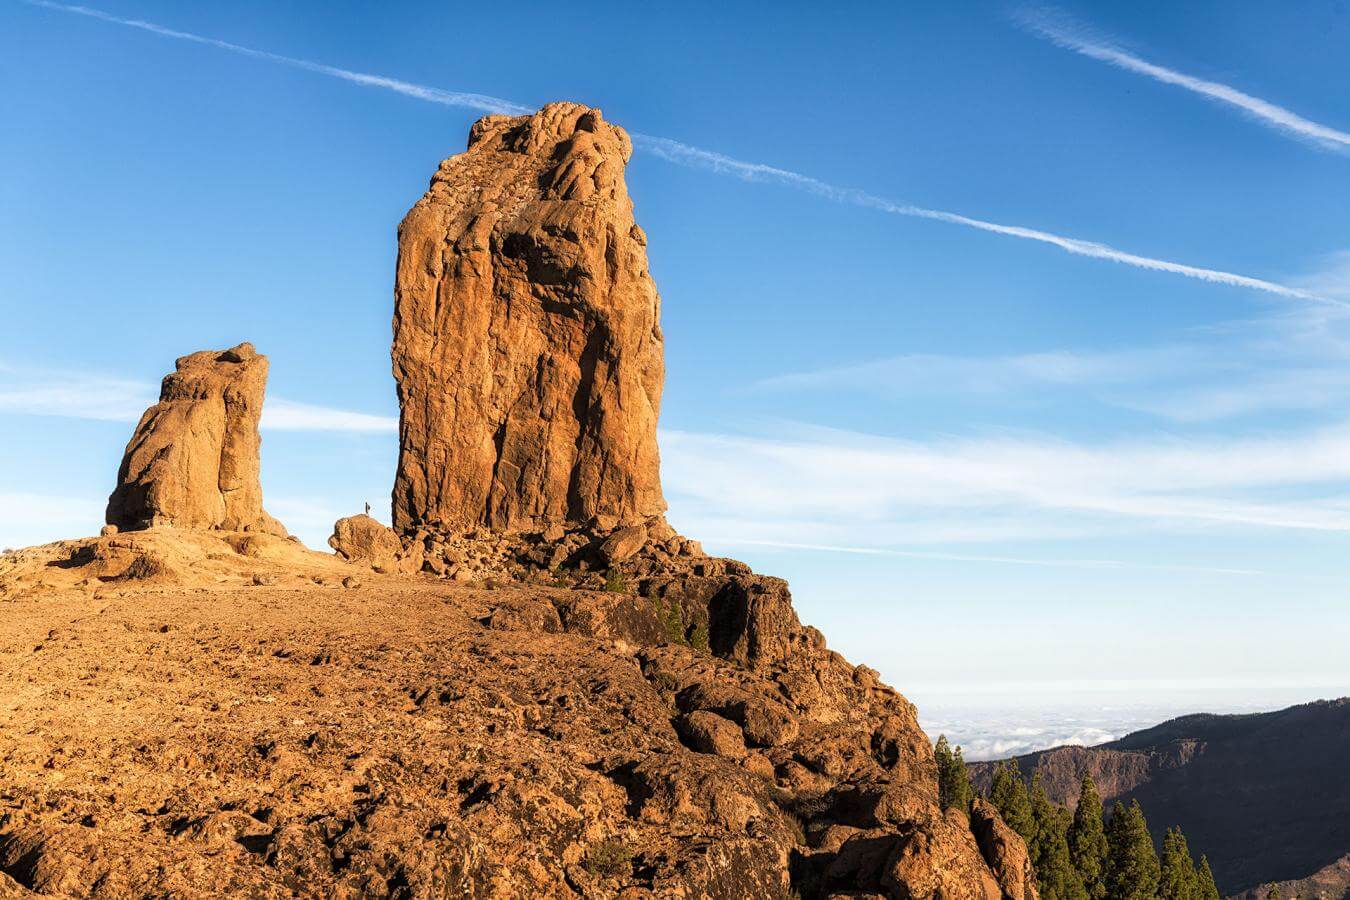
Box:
391 102 665 536
105 343 285 536
0 531 1039 899
0 103 1036 899
373 103 1037 897
971 799 1038 900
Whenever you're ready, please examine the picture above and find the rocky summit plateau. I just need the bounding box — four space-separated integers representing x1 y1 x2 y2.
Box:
0 103 1035 899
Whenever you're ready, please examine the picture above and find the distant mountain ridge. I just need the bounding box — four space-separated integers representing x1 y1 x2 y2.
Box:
969 698 1350 896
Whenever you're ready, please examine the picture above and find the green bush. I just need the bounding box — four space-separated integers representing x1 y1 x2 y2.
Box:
661 599 686 645
584 840 633 878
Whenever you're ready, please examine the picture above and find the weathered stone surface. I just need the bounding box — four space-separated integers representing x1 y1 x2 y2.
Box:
881 809 1004 900
0 871 33 899
970 798 1039 900
392 102 665 535
106 343 285 536
328 514 401 566
598 523 646 565
676 710 747 758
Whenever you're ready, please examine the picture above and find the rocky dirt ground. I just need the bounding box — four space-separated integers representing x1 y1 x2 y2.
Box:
0 530 1029 899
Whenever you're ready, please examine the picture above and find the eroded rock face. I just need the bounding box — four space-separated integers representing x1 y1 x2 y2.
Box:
106 343 286 536
971 798 1039 900
392 102 665 535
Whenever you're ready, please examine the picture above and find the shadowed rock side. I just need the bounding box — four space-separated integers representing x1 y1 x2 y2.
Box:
105 342 286 537
392 102 665 535
969 699 1350 896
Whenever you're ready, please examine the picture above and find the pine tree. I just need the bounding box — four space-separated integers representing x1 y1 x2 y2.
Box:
935 736 974 812
989 760 1035 844
950 745 974 813
935 736 954 804
1030 778 1088 900
1104 800 1159 900
1196 856 1221 900
1068 775 1109 900
1159 826 1201 900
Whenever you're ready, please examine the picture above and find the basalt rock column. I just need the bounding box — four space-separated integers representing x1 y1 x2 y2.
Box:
392 103 666 535
106 342 286 536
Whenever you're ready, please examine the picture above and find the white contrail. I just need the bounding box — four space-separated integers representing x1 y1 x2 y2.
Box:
17 0 530 115
634 135 1326 302
1020 7 1350 151
18 0 1329 304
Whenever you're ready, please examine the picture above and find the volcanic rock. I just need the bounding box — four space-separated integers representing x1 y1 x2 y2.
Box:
392 102 665 535
970 798 1038 900
328 514 401 567
0 532 1035 898
598 523 647 565
105 343 286 536
675 710 747 758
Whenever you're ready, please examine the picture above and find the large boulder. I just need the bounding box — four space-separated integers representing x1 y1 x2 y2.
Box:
105 343 285 536
329 514 402 567
391 102 666 535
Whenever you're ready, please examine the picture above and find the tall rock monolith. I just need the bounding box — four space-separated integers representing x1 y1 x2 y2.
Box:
391 102 665 535
106 342 286 536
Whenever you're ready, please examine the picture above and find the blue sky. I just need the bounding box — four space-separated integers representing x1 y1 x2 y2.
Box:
4 0 1350 746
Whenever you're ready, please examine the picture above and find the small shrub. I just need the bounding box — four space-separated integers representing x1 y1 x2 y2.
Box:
649 670 682 701
584 839 633 878
551 567 570 588
660 599 686 645
603 569 627 593
689 619 709 652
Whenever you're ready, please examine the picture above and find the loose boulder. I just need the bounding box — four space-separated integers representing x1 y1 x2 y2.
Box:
675 710 747 759
106 343 286 536
598 524 647 565
329 514 402 567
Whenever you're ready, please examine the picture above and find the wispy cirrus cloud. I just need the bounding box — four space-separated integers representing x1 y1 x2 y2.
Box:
16 0 1325 304
751 345 1210 398
1018 6 1350 152
755 258 1350 424
0 492 105 550
0 365 397 432
261 400 396 433
1294 250 1350 302
661 422 1350 559
0 374 155 422
752 341 1350 423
